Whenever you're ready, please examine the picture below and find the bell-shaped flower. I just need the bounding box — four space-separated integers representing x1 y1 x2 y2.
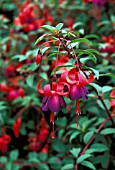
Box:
59 68 94 127
37 80 70 112
37 80 70 138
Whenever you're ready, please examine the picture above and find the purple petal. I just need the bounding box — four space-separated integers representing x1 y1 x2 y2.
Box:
47 95 60 112
59 96 66 108
83 86 89 94
69 85 81 100
79 86 89 100
42 103 49 111
79 87 87 100
42 96 49 104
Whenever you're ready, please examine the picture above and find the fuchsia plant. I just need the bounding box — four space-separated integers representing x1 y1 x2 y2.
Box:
35 23 95 138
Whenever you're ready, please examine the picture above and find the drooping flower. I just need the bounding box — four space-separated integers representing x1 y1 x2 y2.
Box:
37 80 70 138
68 68 94 101
59 68 94 126
38 80 70 112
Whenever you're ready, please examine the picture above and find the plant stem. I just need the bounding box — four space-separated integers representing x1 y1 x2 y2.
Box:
93 87 115 127
80 116 110 156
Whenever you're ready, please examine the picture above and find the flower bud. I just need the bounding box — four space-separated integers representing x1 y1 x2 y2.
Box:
35 53 41 65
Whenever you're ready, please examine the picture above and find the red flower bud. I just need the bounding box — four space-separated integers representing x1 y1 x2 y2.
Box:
19 88 24 97
35 53 41 65
13 118 22 138
0 135 11 153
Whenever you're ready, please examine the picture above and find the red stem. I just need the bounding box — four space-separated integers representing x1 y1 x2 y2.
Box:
80 116 110 156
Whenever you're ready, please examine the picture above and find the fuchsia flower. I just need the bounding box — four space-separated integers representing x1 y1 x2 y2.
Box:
67 68 94 100
7 88 24 101
59 68 94 126
59 68 94 100
37 80 70 112
37 68 94 136
37 80 70 138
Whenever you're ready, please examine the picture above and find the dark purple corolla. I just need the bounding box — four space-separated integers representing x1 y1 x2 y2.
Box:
42 95 66 112
37 79 70 112
92 0 106 7
69 85 89 100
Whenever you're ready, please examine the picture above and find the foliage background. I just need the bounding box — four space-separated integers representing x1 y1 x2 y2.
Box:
0 0 115 170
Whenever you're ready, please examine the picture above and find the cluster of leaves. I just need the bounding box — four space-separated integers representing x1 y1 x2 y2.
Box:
0 0 115 170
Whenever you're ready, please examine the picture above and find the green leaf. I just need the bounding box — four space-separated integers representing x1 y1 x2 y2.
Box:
52 139 66 152
61 164 74 170
102 86 112 93
85 34 99 39
77 154 91 164
19 55 28 62
28 152 40 163
84 131 94 144
41 47 50 55
81 161 96 170
78 28 84 35
38 163 50 170
69 131 81 143
26 75 34 87
12 55 25 60
27 120 34 129
10 150 19 161
90 83 102 94
0 156 7 163
56 23 64 31
38 153 48 161
6 163 12 170
72 38 92 46
99 73 115 78
97 99 110 110
80 56 97 63
41 65 50 71
48 157 61 169
73 22 84 29
85 148 99 154
90 143 108 152
12 165 22 170
70 148 81 158
27 63 38 71
35 34 48 45
55 117 67 127
42 25 57 33
100 128 115 135
26 49 38 57
67 32 76 37
39 72 48 79
89 68 99 79
84 49 99 55
83 66 99 79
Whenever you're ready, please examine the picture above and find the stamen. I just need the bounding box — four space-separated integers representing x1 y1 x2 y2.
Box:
50 112 55 138
76 100 81 127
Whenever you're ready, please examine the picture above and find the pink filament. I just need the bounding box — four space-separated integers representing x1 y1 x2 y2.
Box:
76 100 81 127
50 112 55 138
